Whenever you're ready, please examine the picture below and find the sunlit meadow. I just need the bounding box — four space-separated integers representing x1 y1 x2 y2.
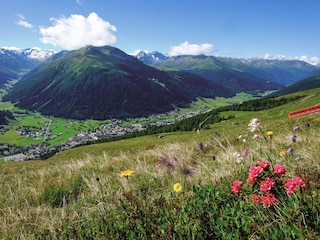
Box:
0 111 319 239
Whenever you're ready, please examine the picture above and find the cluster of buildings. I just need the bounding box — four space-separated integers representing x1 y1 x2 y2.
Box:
1 110 203 162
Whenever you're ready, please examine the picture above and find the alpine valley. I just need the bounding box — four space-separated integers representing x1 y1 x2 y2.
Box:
1 45 320 120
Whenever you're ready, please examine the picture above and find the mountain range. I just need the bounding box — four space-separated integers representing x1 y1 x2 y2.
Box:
3 46 233 119
135 51 317 86
1 46 319 120
0 47 54 86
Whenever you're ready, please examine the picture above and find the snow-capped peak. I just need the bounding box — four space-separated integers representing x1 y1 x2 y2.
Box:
0 47 55 61
135 50 168 64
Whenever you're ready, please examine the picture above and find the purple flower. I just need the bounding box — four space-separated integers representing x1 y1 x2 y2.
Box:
243 148 249 158
198 142 204 150
212 156 216 161
287 148 293 154
295 157 301 162
293 126 300 131
306 123 310 128
291 135 297 143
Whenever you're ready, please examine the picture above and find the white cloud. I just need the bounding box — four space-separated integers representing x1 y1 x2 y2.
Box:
260 53 320 66
76 0 83 5
16 14 33 29
129 49 146 56
39 12 117 50
168 41 214 56
296 55 320 66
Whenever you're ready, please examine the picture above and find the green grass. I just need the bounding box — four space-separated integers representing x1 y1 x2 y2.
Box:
178 92 257 114
0 88 319 239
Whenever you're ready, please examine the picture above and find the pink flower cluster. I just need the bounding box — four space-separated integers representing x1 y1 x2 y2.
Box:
260 178 275 193
252 193 277 207
231 180 243 194
231 161 306 207
284 177 306 195
273 163 286 177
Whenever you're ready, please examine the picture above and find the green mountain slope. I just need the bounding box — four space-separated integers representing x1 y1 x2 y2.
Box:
270 75 320 96
4 46 233 119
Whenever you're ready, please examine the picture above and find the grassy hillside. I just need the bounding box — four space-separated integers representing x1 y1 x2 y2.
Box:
0 88 319 239
270 75 320 97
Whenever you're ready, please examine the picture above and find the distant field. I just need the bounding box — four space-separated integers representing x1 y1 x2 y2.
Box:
178 92 257 114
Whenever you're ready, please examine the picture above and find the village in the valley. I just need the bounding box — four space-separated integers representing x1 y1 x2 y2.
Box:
1 110 205 162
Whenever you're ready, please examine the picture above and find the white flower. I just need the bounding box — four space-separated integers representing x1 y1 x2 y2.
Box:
248 118 262 132
233 152 243 163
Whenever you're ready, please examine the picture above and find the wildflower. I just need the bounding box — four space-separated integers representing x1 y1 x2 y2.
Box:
267 131 273 150
248 118 262 132
247 166 263 184
273 163 286 177
173 183 182 192
306 123 310 128
181 165 194 176
257 161 270 170
292 176 306 188
233 152 243 163
295 157 301 162
284 177 305 195
252 194 262 204
260 193 277 207
243 148 249 158
156 156 178 173
279 150 286 157
260 178 275 193
231 180 243 194
287 148 293 154
119 170 134 177
253 134 262 140
238 133 248 142
291 135 297 143
198 142 204 150
215 131 220 137
266 131 273 136
212 155 216 161
293 126 300 131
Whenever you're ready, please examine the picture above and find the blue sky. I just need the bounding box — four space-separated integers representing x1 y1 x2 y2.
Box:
1 0 320 65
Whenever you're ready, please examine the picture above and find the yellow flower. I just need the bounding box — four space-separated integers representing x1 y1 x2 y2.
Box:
173 183 182 193
266 131 273 136
120 170 134 177
279 150 286 157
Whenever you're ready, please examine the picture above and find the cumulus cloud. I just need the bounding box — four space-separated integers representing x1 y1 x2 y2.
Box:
39 12 117 50
261 53 320 66
168 41 215 56
16 14 33 29
296 55 320 66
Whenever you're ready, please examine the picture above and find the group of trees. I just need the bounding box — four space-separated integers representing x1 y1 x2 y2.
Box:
92 95 304 145
0 110 15 125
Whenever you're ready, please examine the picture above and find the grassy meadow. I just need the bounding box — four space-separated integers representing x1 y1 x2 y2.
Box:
0 88 319 239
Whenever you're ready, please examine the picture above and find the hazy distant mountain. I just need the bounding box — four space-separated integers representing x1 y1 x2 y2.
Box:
4 45 233 120
241 58 317 85
0 47 54 86
269 75 320 97
135 51 318 88
136 53 284 93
